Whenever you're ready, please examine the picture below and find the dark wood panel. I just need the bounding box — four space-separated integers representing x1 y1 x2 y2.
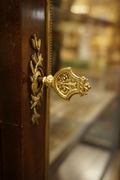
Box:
0 38 2 179
0 0 48 179
0 0 23 179
2 124 23 180
0 124 2 180
21 0 47 179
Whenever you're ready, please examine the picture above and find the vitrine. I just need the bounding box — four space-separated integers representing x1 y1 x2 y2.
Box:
0 0 120 180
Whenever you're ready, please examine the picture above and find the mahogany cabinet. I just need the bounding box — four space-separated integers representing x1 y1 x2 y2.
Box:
0 0 50 179
0 1 119 180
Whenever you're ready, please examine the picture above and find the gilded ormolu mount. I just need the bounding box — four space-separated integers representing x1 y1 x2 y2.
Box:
30 35 91 125
30 34 44 125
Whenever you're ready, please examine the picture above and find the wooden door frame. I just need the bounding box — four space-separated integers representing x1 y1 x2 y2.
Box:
0 0 51 179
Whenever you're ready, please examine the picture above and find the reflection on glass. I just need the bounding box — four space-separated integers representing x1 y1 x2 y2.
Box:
49 0 120 180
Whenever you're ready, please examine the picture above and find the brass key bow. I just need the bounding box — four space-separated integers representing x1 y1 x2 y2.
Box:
42 67 90 100
30 35 91 125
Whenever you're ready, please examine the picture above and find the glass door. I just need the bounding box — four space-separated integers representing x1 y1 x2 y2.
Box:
49 0 120 180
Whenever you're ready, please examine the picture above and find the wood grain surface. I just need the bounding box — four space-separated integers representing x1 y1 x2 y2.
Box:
0 0 48 179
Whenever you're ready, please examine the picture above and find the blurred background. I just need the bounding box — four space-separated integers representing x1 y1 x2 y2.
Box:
49 0 120 180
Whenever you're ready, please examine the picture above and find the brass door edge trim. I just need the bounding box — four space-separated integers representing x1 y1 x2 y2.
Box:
45 0 52 179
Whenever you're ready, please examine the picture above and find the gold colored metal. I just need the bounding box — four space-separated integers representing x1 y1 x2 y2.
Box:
45 0 52 178
43 67 91 100
30 35 91 124
30 34 44 125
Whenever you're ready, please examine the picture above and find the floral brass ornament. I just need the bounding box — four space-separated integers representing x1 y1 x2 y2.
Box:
30 34 44 125
30 34 91 125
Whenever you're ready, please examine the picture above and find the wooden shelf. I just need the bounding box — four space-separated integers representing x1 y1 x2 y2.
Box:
50 143 112 180
50 89 117 167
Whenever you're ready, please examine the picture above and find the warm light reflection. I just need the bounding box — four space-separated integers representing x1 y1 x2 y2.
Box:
71 4 89 14
31 10 44 20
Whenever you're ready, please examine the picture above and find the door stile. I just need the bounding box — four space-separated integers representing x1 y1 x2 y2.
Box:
0 0 49 179
21 0 48 179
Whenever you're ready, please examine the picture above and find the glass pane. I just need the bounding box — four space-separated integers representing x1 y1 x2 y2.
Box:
49 0 120 179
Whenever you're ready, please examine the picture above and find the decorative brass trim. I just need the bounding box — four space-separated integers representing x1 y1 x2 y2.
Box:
45 0 52 179
42 67 91 100
30 34 44 125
